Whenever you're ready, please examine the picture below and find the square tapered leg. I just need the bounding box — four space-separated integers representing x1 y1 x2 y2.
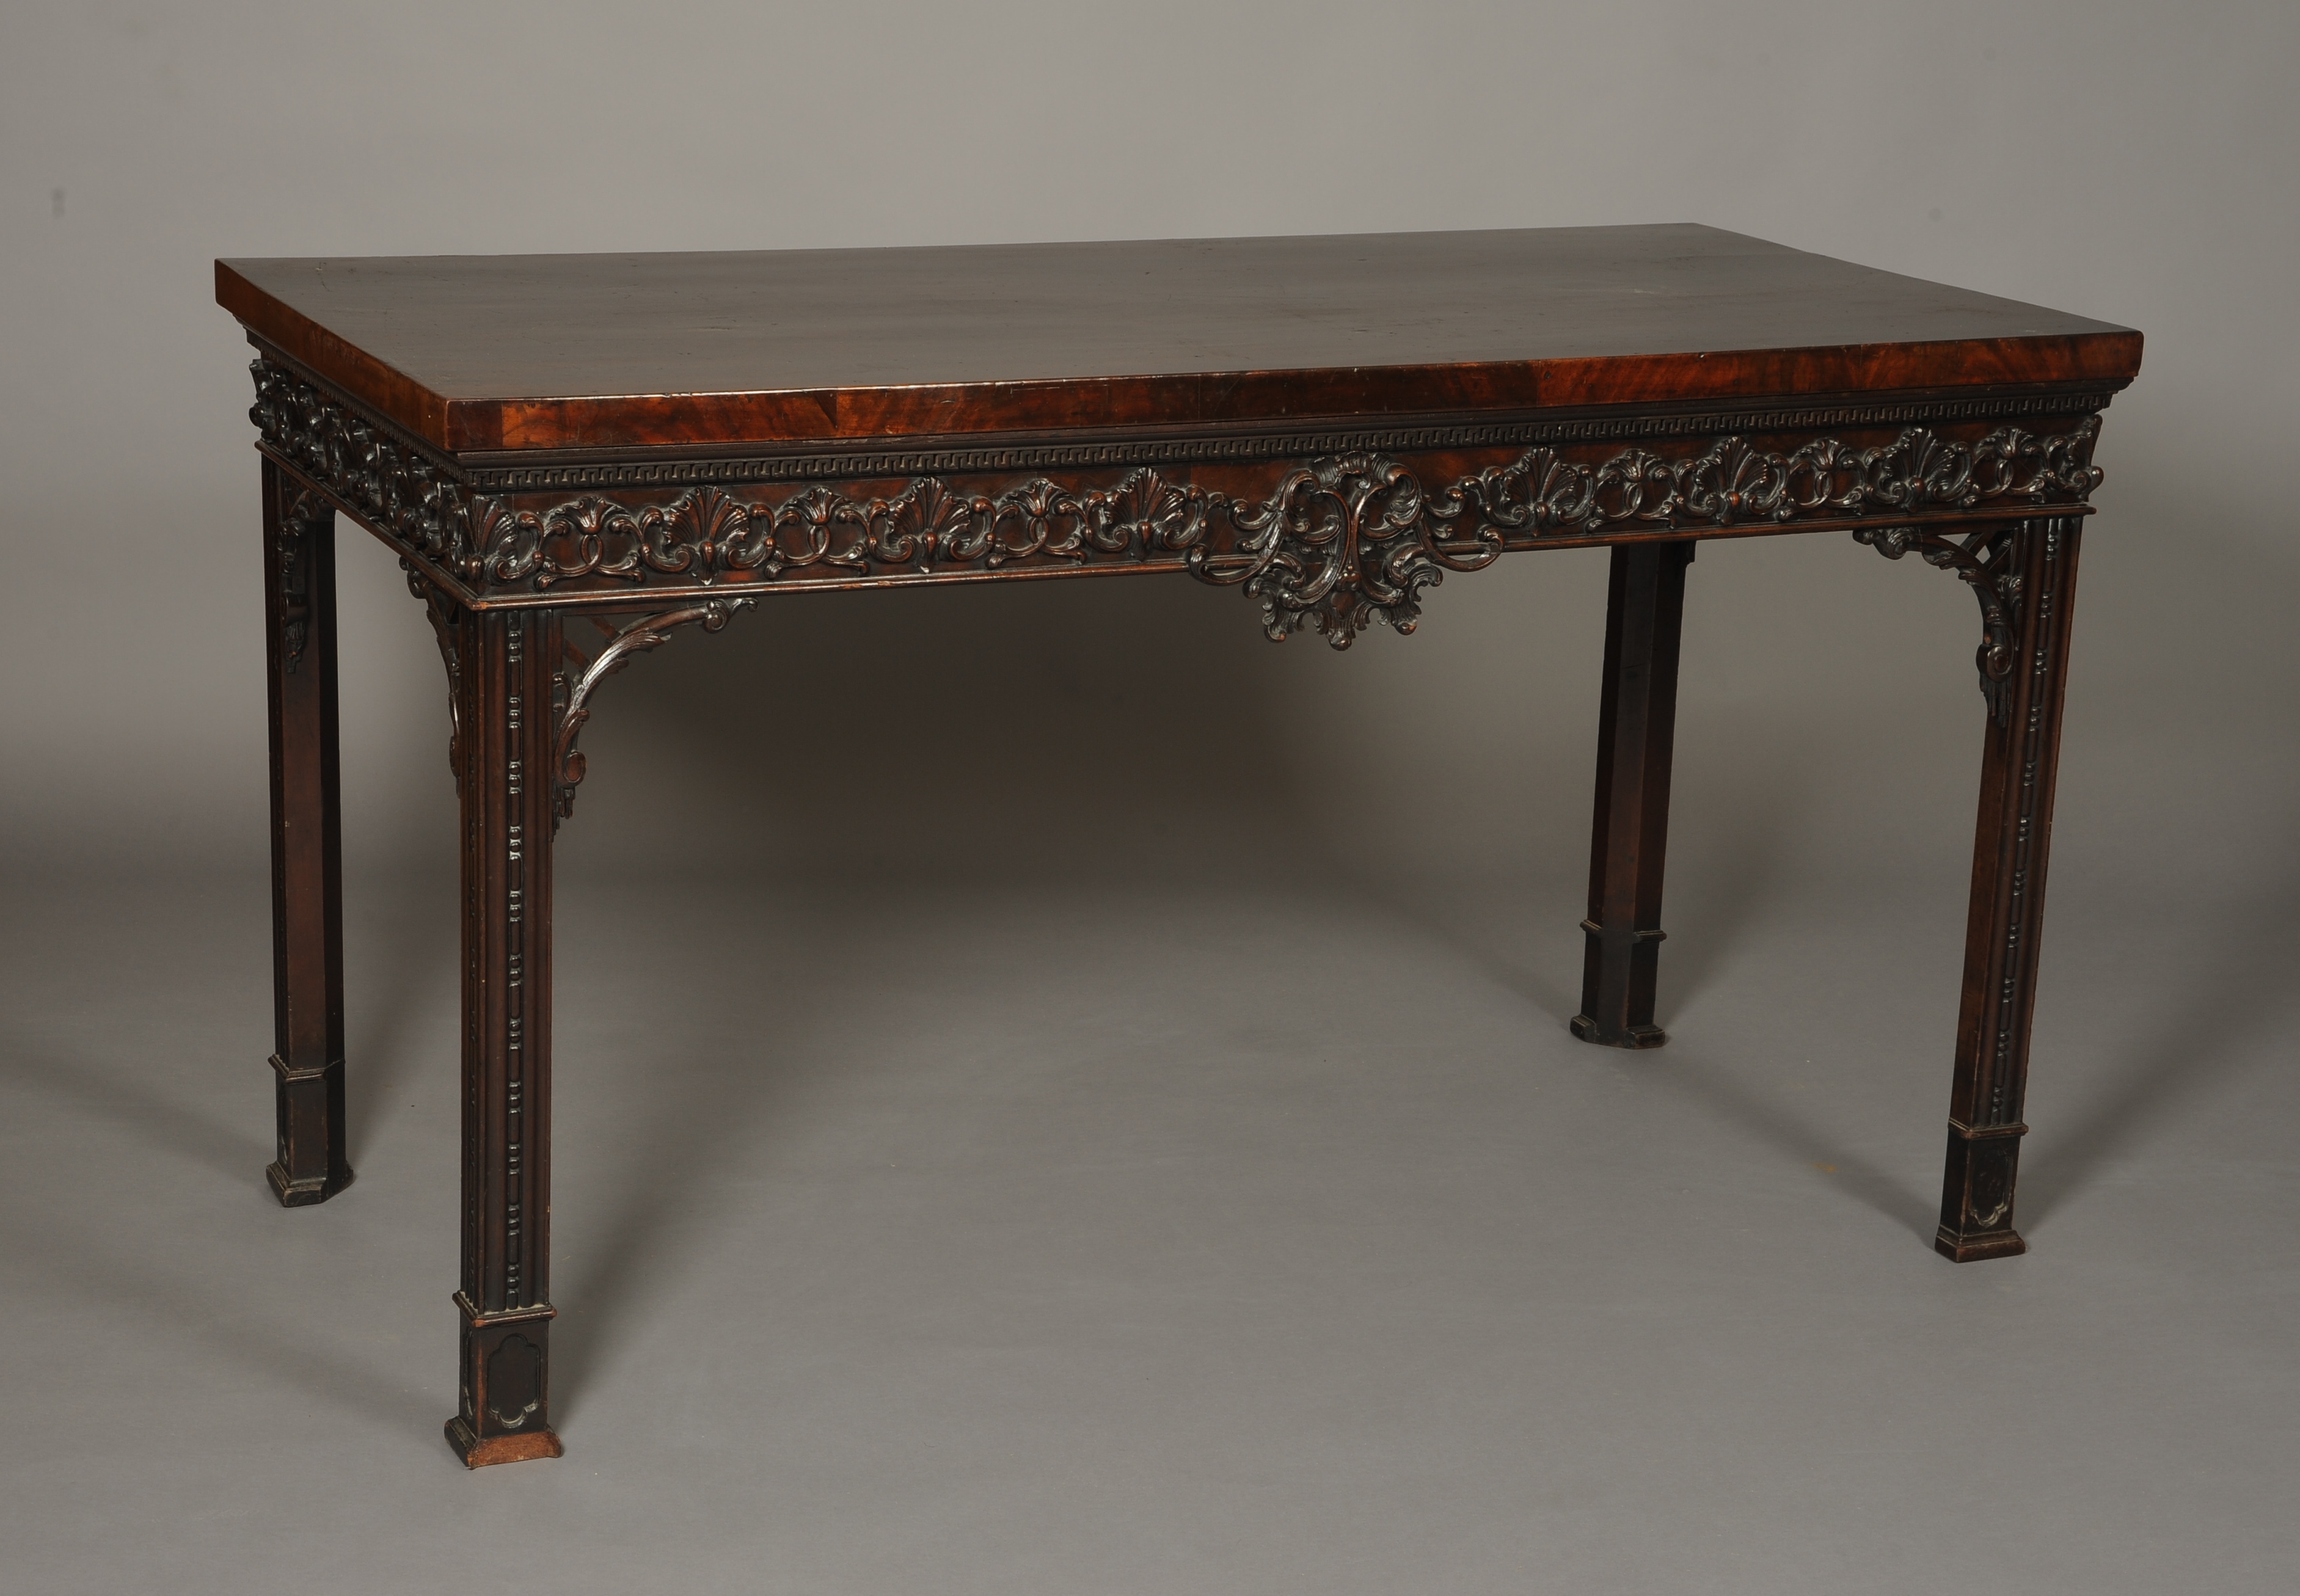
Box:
1572 541 1694 1050
261 459 351 1205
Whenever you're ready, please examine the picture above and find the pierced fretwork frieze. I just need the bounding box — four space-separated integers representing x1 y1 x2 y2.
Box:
254 360 464 574
462 423 2101 649
472 470 1210 592
254 355 2106 647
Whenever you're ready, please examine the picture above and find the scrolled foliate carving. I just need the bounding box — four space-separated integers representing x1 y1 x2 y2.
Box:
459 421 2097 648
548 599 753 825
1855 523 2026 724
402 560 464 784
1193 453 1497 646
1429 420 2101 538
470 468 1214 591
274 481 331 673
251 357 2105 647
252 360 465 571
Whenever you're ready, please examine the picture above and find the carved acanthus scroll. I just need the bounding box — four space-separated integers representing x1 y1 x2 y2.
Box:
548 599 753 825
403 560 464 786
1854 523 2026 724
1192 453 1499 646
254 360 462 571
396 562 753 825
275 483 332 673
450 423 2101 649
255 358 2106 650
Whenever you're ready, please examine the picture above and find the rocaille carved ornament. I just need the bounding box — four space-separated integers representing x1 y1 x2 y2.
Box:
272 479 334 674
252 357 2105 672
1854 523 2030 726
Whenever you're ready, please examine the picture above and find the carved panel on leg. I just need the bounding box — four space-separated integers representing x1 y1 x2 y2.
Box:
1572 541 1694 1049
447 1304 562 1467
263 458 352 1205
444 605 565 1465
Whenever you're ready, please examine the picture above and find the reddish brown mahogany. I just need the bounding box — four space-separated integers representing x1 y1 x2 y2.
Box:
217 225 2138 452
225 225 2142 1465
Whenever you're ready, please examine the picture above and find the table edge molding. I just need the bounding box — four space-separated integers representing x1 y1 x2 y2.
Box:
250 341 2124 486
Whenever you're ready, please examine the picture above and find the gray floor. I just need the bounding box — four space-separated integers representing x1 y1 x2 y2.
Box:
5 807 2296 1591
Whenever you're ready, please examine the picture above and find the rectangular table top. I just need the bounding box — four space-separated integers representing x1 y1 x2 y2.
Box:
217 224 2141 456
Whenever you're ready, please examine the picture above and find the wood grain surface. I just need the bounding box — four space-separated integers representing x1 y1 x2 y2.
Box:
217 225 2141 453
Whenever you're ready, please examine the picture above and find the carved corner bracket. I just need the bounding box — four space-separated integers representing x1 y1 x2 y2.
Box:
549 599 753 826
403 559 464 787
395 559 752 821
274 482 332 673
1854 523 2026 724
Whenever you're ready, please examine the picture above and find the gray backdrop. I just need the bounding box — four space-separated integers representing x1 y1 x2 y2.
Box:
4 4 2296 1593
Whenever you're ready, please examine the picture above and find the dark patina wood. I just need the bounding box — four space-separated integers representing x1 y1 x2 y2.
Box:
439 605 565 1464
220 225 2143 1465
1573 541 1693 1050
261 458 351 1205
1938 517 2083 1259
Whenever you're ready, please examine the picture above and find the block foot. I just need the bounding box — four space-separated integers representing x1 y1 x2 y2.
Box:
1933 1227 2028 1263
1570 1015 1668 1049
265 1159 352 1207
445 1415 563 1468
1935 1121 2028 1262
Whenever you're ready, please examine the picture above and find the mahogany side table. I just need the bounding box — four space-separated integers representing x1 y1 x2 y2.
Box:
216 225 2142 1467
